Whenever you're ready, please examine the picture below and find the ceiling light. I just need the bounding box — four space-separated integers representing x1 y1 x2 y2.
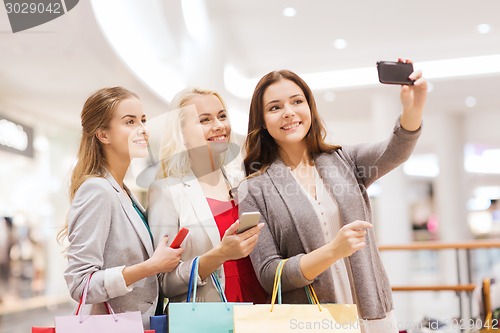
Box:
477 23 491 34
283 7 296 17
465 96 477 107
323 91 336 102
333 39 347 49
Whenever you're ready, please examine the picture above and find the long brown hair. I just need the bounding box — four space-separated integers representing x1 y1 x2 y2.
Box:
57 87 138 243
243 70 340 176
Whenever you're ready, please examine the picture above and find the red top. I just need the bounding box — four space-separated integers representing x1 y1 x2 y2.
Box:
206 198 268 304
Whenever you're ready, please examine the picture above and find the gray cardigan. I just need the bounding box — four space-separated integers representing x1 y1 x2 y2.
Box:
238 119 421 320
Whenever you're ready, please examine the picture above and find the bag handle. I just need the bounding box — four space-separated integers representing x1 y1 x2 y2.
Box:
483 278 493 326
186 257 229 309
270 259 287 310
210 271 228 303
76 273 118 323
270 259 322 312
186 257 198 302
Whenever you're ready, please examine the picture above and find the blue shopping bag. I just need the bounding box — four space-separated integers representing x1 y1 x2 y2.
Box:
168 257 251 333
150 314 167 333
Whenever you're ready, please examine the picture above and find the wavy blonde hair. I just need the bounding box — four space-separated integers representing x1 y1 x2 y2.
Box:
157 87 241 182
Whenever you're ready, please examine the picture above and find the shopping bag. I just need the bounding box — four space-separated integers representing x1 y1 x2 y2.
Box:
31 327 55 333
480 277 500 332
168 256 251 333
55 273 144 333
233 260 361 333
150 314 167 333
34 325 153 333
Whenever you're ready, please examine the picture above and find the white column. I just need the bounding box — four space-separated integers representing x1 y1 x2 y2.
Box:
433 112 471 320
434 113 469 242
371 94 413 327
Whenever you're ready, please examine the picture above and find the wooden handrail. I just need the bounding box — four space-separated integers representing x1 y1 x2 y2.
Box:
378 241 500 295
391 284 476 292
377 240 500 321
379 240 500 251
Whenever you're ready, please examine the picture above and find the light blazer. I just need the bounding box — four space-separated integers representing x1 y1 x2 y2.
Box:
148 170 227 303
238 119 421 320
64 173 157 328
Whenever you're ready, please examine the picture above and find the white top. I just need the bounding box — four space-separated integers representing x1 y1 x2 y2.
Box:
291 166 354 304
292 167 398 333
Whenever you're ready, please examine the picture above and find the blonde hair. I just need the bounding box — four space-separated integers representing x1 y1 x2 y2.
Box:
57 87 138 243
157 87 241 180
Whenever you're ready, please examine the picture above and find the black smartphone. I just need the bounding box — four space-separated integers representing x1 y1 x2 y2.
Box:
376 61 415 85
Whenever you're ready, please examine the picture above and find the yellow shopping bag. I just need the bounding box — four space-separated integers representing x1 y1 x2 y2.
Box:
233 260 361 333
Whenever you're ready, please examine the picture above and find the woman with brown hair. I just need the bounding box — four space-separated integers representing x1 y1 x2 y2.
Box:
59 87 183 328
238 61 427 332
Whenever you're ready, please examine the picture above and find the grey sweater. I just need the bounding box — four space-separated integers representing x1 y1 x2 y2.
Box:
238 119 421 320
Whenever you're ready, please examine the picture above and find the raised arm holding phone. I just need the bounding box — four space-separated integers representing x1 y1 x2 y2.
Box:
238 61 427 333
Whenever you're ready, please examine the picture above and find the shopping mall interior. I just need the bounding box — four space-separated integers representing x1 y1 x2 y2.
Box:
1 1 500 332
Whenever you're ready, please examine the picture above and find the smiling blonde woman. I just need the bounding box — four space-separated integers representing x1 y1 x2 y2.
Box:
148 87 268 305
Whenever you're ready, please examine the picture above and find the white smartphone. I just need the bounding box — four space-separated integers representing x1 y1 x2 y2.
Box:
237 211 261 234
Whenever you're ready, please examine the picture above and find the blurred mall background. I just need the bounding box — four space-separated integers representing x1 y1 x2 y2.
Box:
1 1 500 332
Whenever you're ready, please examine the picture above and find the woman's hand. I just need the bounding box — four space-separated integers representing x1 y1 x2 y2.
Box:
122 235 183 286
399 58 428 131
217 220 265 261
328 220 373 259
300 220 373 280
148 235 184 274
197 220 264 279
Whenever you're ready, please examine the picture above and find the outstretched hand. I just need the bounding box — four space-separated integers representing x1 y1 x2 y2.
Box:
329 220 373 259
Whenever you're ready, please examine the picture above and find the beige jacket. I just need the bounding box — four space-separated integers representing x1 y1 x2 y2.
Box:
148 170 227 303
64 173 157 328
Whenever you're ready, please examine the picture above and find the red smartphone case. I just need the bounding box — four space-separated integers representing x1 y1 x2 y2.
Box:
170 227 189 248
